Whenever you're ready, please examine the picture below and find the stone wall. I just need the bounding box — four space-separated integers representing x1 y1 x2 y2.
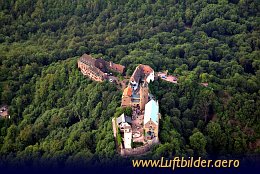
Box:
120 137 159 157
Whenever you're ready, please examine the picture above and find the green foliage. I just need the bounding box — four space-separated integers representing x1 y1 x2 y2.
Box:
117 128 122 146
189 131 207 156
0 58 120 165
132 142 143 148
124 106 132 116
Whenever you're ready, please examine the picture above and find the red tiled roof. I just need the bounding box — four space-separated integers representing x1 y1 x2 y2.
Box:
110 62 125 74
141 65 153 74
130 64 154 83
130 66 142 82
123 87 132 96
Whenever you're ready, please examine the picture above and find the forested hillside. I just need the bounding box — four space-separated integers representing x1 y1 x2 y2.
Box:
0 0 259 167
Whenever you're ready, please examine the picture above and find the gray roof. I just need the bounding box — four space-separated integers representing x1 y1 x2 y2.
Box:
79 54 96 66
144 99 159 125
116 113 132 125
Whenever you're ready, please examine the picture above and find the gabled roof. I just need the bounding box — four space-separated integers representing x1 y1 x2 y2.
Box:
120 122 131 129
116 113 132 125
144 99 159 125
95 58 109 72
109 62 125 74
130 64 154 83
79 54 96 66
123 87 132 96
130 66 142 83
142 65 153 74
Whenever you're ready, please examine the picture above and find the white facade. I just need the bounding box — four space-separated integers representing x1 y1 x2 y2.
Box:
130 81 138 91
124 129 132 149
146 71 155 83
120 122 130 129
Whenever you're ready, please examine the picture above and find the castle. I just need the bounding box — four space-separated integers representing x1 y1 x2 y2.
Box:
115 64 160 153
78 54 125 82
77 54 160 155
121 64 154 110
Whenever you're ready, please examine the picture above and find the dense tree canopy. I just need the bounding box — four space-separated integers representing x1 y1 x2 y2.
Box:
0 0 259 167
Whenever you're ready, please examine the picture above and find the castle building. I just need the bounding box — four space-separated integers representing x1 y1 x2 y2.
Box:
124 128 132 149
115 64 160 153
143 99 160 140
129 64 154 91
78 54 125 82
121 64 154 110
116 113 133 149
116 113 132 129
121 87 132 108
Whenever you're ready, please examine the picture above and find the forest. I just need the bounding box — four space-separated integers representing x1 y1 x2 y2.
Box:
0 0 259 168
